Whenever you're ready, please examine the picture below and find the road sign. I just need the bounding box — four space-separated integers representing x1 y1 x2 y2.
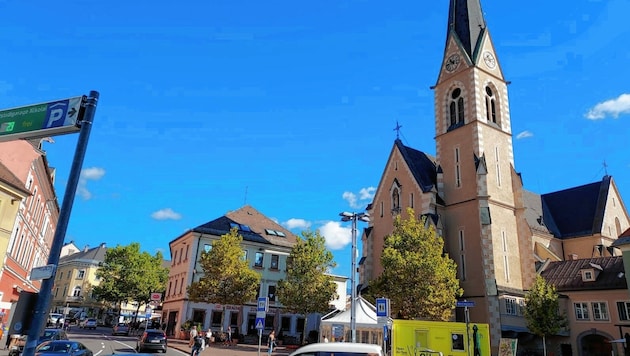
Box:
456 300 475 308
255 317 265 330
0 96 84 142
146 307 153 319
376 298 390 317
257 297 268 312
30 264 56 280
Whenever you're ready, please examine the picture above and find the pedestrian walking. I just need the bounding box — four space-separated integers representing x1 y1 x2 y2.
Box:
267 330 276 356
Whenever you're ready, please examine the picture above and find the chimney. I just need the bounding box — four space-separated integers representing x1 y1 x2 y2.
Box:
100 243 106 248
83 245 89 252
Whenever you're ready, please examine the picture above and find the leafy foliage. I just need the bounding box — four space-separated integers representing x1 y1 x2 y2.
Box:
187 228 260 306
369 208 462 320
524 275 567 337
93 242 168 317
277 230 337 315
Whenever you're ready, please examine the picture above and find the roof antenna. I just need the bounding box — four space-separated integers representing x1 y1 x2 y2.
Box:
603 160 608 177
393 121 403 140
244 186 248 205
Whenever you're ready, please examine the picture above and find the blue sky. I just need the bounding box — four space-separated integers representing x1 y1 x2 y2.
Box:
1 0 629 278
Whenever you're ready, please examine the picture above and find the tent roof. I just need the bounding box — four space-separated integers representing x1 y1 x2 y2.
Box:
321 297 391 328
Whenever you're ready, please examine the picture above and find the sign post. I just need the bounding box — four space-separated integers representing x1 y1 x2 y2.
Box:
456 300 475 356
256 297 268 356
22 92 99 356
376 298 390 355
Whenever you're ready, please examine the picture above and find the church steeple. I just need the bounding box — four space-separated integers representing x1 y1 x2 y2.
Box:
446 0 486 61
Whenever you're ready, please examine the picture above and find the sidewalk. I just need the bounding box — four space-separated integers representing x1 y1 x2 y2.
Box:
168 338 293 356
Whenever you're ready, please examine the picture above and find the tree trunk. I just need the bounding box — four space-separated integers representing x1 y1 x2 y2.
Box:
301 315 309 345
542 334 547 356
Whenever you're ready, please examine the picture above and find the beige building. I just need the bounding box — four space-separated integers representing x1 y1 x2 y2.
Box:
51 243 107 321
359 0 630 354
162 205 337 344
541 257 629 356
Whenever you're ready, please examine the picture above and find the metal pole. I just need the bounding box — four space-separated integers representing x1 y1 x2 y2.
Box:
23 91 99 356
465 305 471 356
258 328 262 356
351 214 357 343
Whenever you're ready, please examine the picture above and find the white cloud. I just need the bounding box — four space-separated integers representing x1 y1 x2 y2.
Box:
151 208 182 220
343 186 375 209
516 130 533 139
585 93 630 120
359 187 376 200
282 218 311 230
77 167 105 200
319 221 351 250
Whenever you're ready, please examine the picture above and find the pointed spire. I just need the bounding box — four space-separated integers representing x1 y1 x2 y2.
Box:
446 0 486 59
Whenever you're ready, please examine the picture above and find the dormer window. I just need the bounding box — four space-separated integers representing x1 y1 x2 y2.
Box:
582 269 596 282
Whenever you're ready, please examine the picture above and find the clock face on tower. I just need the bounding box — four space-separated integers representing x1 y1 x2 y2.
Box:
445 54 460 72
483 51 496 69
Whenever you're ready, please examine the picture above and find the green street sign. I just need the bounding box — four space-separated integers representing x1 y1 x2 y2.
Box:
0 96 85 142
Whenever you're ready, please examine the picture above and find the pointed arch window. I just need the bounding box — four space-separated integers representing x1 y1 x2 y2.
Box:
449 88 465 130
485 86 498 124
390 180 401 215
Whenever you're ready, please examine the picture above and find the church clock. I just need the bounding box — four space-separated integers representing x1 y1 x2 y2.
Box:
483 51 496 69
445 54 461 72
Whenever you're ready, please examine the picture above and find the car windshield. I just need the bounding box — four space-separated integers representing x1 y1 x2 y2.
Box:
37 342 72 353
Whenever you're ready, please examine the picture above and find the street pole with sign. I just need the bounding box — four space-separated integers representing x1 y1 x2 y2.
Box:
21 91 99 356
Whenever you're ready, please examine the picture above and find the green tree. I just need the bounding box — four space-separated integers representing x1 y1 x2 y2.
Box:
369 208 462 320
277 230 337 344
93 243 169 321
524 275 567 356
188 228 261 330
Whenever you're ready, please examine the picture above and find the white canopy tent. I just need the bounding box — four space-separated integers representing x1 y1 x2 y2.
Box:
320 296 391 344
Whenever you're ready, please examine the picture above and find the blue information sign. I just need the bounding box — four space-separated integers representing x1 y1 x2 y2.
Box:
376 298 389 317
255 317 265 330
456 300 475 308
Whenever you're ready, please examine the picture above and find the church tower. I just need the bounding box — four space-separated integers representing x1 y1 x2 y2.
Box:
433 0 535 345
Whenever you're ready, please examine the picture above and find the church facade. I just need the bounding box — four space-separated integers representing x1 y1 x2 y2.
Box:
359 0 630 354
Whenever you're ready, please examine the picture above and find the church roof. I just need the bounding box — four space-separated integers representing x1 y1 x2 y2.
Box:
395 139 436 193
447 0 486 60
540 256 626 292
539 176 611 239
192 205 298 248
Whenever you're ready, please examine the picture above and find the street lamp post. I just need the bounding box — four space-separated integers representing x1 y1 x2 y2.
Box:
340 211 369 343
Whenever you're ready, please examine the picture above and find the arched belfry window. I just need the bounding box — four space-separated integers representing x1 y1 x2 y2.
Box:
449 88 465 129
485 86 498 124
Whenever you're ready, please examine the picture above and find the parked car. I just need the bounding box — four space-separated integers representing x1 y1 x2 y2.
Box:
8 329 69 356
38 329 69 344
35 340 93 356
288 342 383 356
47 313 65 327
136 329 168 353
112 323 130 336
79 318 97 329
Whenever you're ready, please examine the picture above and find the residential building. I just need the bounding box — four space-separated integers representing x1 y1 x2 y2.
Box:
0 140 60 321
51 243 107 322
0 161 30 321
162 205 313 341
359 0 630 354
540 256 628 356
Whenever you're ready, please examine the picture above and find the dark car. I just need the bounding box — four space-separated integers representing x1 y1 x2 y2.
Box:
136 329 168 353
35 340 93 356
38 329 69 344
112 323 130 336
8 329 69 356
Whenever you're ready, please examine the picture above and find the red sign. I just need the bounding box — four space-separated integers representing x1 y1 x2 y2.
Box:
150 293 162 301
